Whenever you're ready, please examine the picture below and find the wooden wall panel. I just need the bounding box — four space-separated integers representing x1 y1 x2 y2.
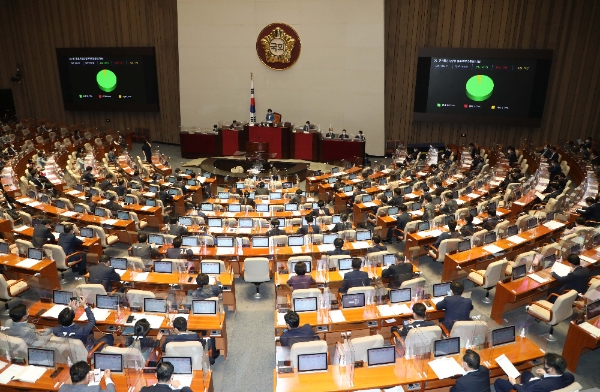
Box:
385 0 600 149
0 0 180 144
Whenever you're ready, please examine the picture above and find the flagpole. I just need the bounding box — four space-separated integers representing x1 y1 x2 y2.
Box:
250 72 256 125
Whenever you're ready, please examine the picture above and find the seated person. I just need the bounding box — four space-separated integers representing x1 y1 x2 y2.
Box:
339 258 370 293
563 216 587 236
460 215 477 237
81 166 96 186
125 318 158 358
331 213 352 232
290 189 303 204
32 218 55 248
435 281 473 331
576 196 600 223
439 193 458 214
53 296 114 348
327 238 350 256
105 195 122 215
432 219 461 249
312 200 331 216
140 361 192 392
384 204 410 243
482 209 501 231
168 215 189 236
187 273 222 300
367 234 387 253
59 361 115 392
325 128 335 139
339 129 349 139
381 252 413 288
5 304 52 346
296 214 321 235
58 224 87 276
266 218 285 236
355 130 365 140
280 310 319 347
131 233 160 265
286 261 316 290
493 353 574 392
394 302 434 337
163 316 220 365
89 255 121 291
254 181 270 196
166 237 194 259
451 350 490 392
550 254 590 296
99 173 114 192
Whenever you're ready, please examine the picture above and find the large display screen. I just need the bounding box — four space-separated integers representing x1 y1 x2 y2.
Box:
414 48 552 126
56 47 159 111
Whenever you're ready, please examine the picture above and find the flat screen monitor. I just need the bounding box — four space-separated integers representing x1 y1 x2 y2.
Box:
512 264 527 280
331 167 339 174
527 217 538 229
53 290 73 305
228 204 241 212
28 348 55 367
89 189 99 197
218 192 229 199
76 184 83 192
201 262 221 274
543 254 556 269
55 224 65 234
492 325 516 347
94 208 105 217
80 227 94 238
390 288 411 304
545 212 555 221
117 211 130 220
181 236 197 247
201 203 213 211
293 297 318 313
282 182 293 189
332 215 341 224
235 182 244 190
483 232 497 245
270 192 282 200
154 261 172 273
487 202 497 211
146 199 157 207
356 230 371 241
362 194 373 203
110 257 127 270
341 293 365 309
96 295 119 310
507 224 518 237
290 260 311 273
168 188 179 196
239 218 253 228
0 242 9 255
417 221 430 231
178 216 192 227
168 177 177 184
28 248 43 260
469 207 478 217
93 353 123 373
216 237 234 247
297 353 328 373
323 234 338 244
288 236 304 246
160 357 192 374
433 337 460 357
592 234 600 247
148 234 164 245
367 346 396 367
433 282 451 298
187 180 197 186
387 207 399 216
149 185 159 193
383 254 395 267
412 202 422 211
338 258 353 271
256 204 269 212
465 186 473 194
586 300 600 320
144 298 167 313
192 300 217 315
208 218 222 227
124 196 134 204
328 177 337 184
343 185 353 193
55 200 65 209
384 191 393 198
252 236 269 248
570 244 581 255
458 239 471 252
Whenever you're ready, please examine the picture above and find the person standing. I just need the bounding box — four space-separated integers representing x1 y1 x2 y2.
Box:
142 139 152 164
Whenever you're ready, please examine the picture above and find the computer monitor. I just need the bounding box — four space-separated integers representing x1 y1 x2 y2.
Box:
383 254 395 267
252 236 269 248
117 211 130 221
328 177 336 184
201 203 213 211
28 348 55 367
160 357 192 375
469 207 478 217
570 243 581 255
235 182 244 190
168 188 179 196
154 261 172 273
452 190 459 199
89 188 99 197
356 230 371 241
96 295 119 310
543 254 556 269
465 186 473 194
181 236 197 247
412 202 422 211
110 258 127 270
149 185 159 193
146 199 157 207
288 236 304 246
389 288 411 304
343 185 353 193
201 262 221 274
458 239 471 252
417 221 430 231
323 234 338 244
285 203 298 212
527 218 538 229
144 298 167 313
332 215 341 224
384 191 393 198
218 192 229 199
380 178 388 185
348 173 356 180
432 197 441 205
168 176 177 184
293 297 318 313
545 212 555 221
55 224 65 234
433 282 452 298
341 293 365 308
216 237 234 247
491 325 516 347
256 204 269 212
282 182 293 189
338 258 353 271
487 202 497 211
148 234 164 245
290 260 311 273
80 227 94 238
507 225 519 237
55 200 65 209
208 218 222 227
28 248 43 260
192 300 217 315
238 218 253 228
124 196 135 205
270 192 282 200
331 167 339 174
362 194 373 203
593 234 600 247
297 353 328 373
94 208 105 217
512 264 527 280
178 216 192 227
367 346 396 367
483 232 497 245
93 353 123 373
433 337 460 357
0 242 9 255
387 206 399 216
187 179 197 186
228 204 241 212
586 300 600 320
53 290 73 305
76 184 83 192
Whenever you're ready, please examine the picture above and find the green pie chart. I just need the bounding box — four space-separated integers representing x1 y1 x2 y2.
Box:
96 69 117 93
466 75 494 101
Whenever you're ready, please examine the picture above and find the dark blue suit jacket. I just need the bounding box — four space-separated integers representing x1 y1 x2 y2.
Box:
52 307 95 346
552 266 591 294
280 324 319 346
340 270 370 293
514 372 574 392
57 232 83 256
450 366 491 392
435 295 473 331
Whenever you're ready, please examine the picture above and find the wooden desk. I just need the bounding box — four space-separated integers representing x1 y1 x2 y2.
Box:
512 190 539 215
353 200 382 226
305 167 362 194
13 226 103 257
563 316 600 372
180 131 222 158
274 337 544 392
0 253 60 290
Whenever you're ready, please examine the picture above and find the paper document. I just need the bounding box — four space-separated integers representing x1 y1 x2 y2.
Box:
216 247 235 255
329 310 346 323
579 255 597 264
27 201 42 207
67 190 80 195
513 201 525 206
391 303 412 315
456 199 466 205
551 262 571 277
291 246 303 254
579 322 600 337
362 202 377 208
384 386 405 392
377 305 396 318
133 272 149 281
490 181 501 186
543 221 564 230
431 296 445 305
115 269 126 276
467 193 479 199
472 217 483 225
352 241 369 249
98 199 109 205
408 210 423 216
0 364 47 384
318 244 335 253
277 312 286 326
125 313 164 329
483 244 504 254
78 308 111 322
507 235 526 245
535 192 546 200
16 258 43 268
15 198 30 203
404 193 417 199
141 206 153 211
495 354 521 379
173 375 193 388
428 357 465 379
528 274 550 284
102 219 118 225
13 226 28 232
535 185 547 192
61 211 78 217
43 304 68 319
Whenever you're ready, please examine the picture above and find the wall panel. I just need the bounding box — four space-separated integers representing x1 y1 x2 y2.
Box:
385 0 600 149
0 0 180 144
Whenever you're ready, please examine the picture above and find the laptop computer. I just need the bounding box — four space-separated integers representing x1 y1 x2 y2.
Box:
217 192 229 199
154 261 172 273
542 254 556 270
491 325 516 347
96 295 119 310
570 243 581 255
483 232 497 245
356 230 372 241
252 236 269 248
382 254 395 267
290 260 311 273
117 211 130 220
28 248 43 260
297 353 328 373
387 206 399 216
55 200 65 209
288 235 304 246
293 297 318 313
342 293 366 309
148 234 164 246
168 188 179 196
432 282 452 300
93 353 123 373
417 221 430 231
146 199 157 207
201 262 221 274
527 218 538 229
178 216 192 227
389 288 411 304
270 192 282 200
433 337 460 357
181 236 197 247
216 237 234 247
124 196 135 205
28 348 55 367
144 298 167 313
507 225 518 237
362 195 373 203
110 258 127 270
332 215 341 224
149 185 159 193
0 242 9 255
192 300 217 315
94 208 106 217
80 227 94 238
367 346 396 367
457 239 471 252
512 264 527 280
53 290 73 305
338 258 353 271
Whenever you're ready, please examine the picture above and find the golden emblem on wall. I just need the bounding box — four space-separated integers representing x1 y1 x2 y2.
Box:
256 23 301 70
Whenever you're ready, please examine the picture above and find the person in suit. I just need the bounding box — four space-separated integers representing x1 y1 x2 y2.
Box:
88 255 121 291
168 215 189 236
537 144 551 158
468 143 477 159
141 139 152 163
125 318 157 356
254 181 270 196
576 196 600 223
583 136 592 149
58 361 115 392
312 200 331 216
99 173 114 192
439 193 458 215
327 238 351 256
115 179 127 197
240 190 255 208
384 204 410 243
4 304 52 346
107 146 117 163
432 219 462 249
81 166 96 186
296 214 321 235
339 129 349 139
140 361 192 392
187 273 222 300
131 233 160 265
290 189 304 205
331 213 352 233
266 218 285 236
286 261 316 290
451 349 491 392
494 353 574 392
422 194 436 222
367 234 387 253
339 258 370 293
548 159 562 179
58 224 87 275
162 317 220 364
482 209 501 231
540 182 562 203
460 215 477 237
350 184 366 204
266 108 274 124
395 302 434 337
355 130 365 140
32 218 55 248
382 252 413 288
53 296 114 347
303 121 311 132
435 281 473 331
104 195 122 215
390 188 403 207
325 127 335 139
550 254 591 296
280 310 319 347
506 146 518 166
166 236 193 259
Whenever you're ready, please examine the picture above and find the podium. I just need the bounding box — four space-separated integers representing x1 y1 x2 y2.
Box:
245 125 291 159
291 130 319 161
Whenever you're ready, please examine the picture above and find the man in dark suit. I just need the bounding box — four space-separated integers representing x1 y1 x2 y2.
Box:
540 182 562 203
367 234 387 253
5 304 51 346
104 195 122 215
390 188 403 207
89 255 121 291
168 215 189 236
576 196 600 223
439 193 458 215
58 224 87 275
451 349 490 392
339 258 370 293
395 303 434 337
468 143 477 159
280 310 319 346
312 200 331 216
254 182 270 196
422 194 436 222
460 215 477 237
32 218 55 248
325 127 335 139
296 214 321 235
326 238 350 256
384 204 410 243
331 213 353 233
140 362 192 392
162 316 219 365
53 297 113 347
435 281 473 331
548 160 562 179
99 174 114 192
339 129 349 139
166 237 194 259
266 218 285 236
115 179 127 197
81 166 96 186
290 189 303 205
58 361 115 392
482 209 501 231
381 252 413 288
494 353 574 392
550 254 591 296
132 233 160 265
432 219 461 249
506 146 518 166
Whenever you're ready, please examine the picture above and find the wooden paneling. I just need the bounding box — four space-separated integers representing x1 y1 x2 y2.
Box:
0 0 180 144
385 0 600 148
